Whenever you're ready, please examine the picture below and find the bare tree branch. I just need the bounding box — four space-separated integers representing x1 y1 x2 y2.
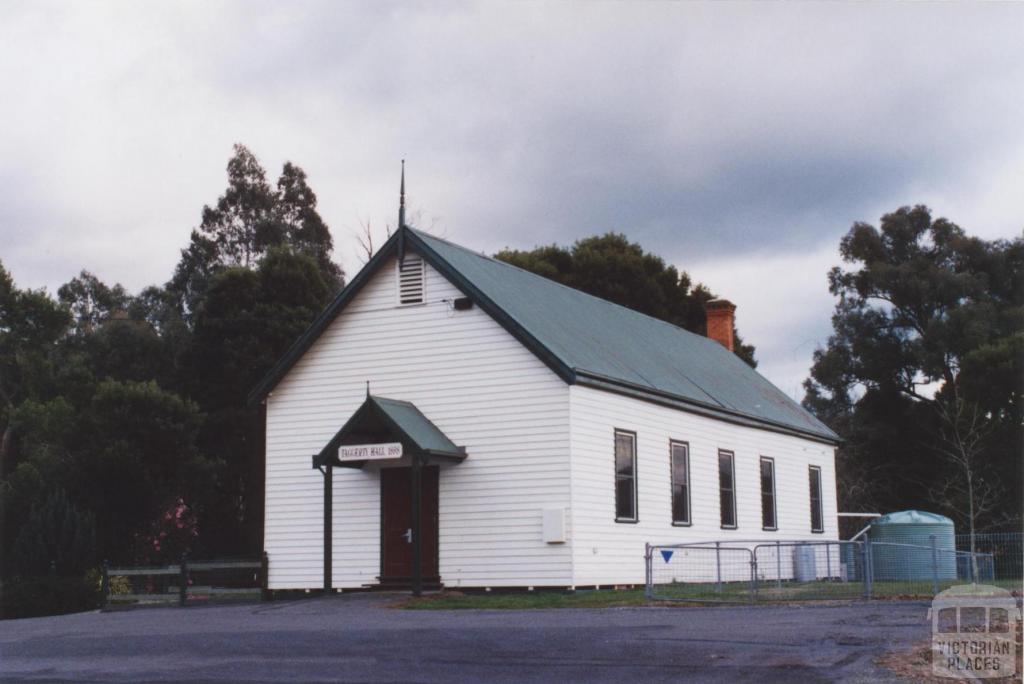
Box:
926 391 1006 575
349 218 394 265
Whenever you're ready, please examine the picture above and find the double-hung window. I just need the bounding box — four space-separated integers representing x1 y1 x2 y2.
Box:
809 465 824 533
614 430 637 522
718 450 737 529
760 457 777 531
670 441 690 525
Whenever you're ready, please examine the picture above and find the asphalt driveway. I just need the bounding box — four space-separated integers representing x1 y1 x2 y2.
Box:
0 594 930 683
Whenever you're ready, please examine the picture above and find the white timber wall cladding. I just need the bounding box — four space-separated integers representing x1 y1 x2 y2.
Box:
265 251 571 589
569 384 839 586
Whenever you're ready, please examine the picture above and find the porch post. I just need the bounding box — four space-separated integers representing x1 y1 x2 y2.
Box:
324 463 333 593
411 451 423 597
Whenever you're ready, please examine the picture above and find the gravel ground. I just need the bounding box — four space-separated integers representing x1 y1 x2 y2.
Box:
0 594 932 683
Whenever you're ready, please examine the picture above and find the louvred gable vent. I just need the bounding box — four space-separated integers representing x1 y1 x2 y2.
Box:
397 254 425 304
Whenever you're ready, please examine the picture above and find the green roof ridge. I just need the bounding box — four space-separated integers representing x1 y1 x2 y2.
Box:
409 227 728 347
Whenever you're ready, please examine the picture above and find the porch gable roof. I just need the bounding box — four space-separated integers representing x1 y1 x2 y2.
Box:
313 395 465 469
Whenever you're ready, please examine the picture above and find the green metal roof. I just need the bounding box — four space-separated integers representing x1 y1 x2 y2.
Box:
371 396 462 456
254 226 839 444
314 395 465 468
410 229 839 443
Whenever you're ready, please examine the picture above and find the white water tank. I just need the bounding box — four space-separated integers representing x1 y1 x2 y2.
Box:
793 545 817 582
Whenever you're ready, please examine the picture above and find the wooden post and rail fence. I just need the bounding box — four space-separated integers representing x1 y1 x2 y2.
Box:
100 552 269 608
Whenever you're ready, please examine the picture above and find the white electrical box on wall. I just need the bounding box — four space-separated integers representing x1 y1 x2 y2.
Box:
542 508 566 543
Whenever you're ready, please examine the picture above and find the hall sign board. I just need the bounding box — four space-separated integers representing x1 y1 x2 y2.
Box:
338 442 403 462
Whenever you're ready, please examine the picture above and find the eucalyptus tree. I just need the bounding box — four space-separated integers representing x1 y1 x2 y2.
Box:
804 205 1022 532
170 144 344 321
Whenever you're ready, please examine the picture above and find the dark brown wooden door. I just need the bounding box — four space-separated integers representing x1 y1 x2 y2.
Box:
381 466 439 582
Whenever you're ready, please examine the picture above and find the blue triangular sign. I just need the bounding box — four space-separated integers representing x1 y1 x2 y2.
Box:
660 549 674 563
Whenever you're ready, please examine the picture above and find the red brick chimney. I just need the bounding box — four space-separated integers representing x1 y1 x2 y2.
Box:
705 299 736 352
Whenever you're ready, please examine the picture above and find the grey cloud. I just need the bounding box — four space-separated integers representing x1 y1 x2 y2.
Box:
1 0 1021 392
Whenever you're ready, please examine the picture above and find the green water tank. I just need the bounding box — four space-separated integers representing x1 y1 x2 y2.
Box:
869 510 957 581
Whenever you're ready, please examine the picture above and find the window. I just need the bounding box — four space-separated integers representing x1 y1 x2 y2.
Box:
718 450 736 529
809 465 824 533
397 254 425 304
959 607 986 633
937 607 958 633
614 430 637 522
760 457 776 531
990 607 1010 633
670 441 690 525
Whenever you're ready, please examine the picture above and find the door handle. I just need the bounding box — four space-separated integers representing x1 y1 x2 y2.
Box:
402 528 412 543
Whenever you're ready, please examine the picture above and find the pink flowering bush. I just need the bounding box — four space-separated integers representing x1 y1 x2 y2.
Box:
134 498 199 566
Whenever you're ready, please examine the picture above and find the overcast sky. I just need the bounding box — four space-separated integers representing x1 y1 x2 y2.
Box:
2 1 1022 399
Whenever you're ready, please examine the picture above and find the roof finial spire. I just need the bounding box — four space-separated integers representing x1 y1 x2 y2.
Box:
366 380 370 398
398 159 406 230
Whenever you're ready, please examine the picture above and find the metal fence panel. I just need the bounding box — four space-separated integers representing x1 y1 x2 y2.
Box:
955 532 1022 581
752 541 864 601
866 542 986 598
645 538 1000 603
646 543 755 602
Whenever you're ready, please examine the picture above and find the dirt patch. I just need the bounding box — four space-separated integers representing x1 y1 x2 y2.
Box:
878 636 1022 683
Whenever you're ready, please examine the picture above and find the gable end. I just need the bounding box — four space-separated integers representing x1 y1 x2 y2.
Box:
247 227 576 405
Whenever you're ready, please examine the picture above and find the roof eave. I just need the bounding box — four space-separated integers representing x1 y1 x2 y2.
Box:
574 370 842 446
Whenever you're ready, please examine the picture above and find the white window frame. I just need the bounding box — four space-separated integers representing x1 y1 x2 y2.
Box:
614 429 638 523
760 456 777 531
670 440 691 526
809 465 824 533
718 450 737 530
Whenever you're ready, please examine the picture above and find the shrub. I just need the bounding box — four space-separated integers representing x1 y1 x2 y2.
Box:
108 575 132 595
133 497 199 565
0 575 100 620
11 488 96 577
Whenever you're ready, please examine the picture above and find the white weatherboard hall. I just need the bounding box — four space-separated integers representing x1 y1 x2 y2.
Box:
251 221 840 593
